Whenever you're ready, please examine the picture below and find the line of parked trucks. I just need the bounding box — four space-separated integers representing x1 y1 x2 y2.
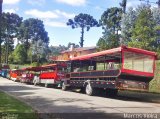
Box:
0 46 157 96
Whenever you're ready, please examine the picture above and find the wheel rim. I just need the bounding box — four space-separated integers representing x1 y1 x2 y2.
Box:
62 82 65 90
86 84 92 95
45 83 48 87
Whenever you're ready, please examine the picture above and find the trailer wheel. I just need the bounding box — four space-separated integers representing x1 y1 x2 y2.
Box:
19 79 22 83
33 80 37 86
45 83 48 88
85 83 96 96
62 82 67 91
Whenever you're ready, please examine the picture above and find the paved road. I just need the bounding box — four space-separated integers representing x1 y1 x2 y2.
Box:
0 77 160 119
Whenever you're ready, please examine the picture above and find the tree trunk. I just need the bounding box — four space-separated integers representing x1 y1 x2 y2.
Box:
80 27 84 47
0 0 2 64
6 37 9 64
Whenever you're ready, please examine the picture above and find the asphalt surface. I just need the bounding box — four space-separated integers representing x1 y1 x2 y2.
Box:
0 77 160 119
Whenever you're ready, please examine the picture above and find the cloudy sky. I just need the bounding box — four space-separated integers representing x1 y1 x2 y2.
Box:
2 0 158 46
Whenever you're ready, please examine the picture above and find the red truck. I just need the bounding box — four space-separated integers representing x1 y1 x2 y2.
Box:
20 66 41 84
61 46 157 96
33 63 67 88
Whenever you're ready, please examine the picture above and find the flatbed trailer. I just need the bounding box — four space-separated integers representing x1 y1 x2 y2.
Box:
33 63 67 88
61 46 157 96
20 66 41 84
9 69 23 82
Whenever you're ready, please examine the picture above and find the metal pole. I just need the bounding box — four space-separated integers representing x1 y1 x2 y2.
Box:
0 0 3 64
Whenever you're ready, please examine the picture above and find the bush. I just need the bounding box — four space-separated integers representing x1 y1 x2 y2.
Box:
31 62 40 67
149 60 160 93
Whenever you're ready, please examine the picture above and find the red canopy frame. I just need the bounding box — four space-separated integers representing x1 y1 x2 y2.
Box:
70 46 157 77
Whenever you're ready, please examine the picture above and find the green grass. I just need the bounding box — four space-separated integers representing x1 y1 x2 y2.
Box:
0 91 37 119
149 60 160 93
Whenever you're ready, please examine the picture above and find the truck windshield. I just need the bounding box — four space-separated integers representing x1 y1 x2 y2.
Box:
123 51 154 73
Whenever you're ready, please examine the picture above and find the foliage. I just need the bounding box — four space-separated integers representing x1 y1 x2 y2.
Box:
17 18 49 52
119 0 127 13
120 4 160 52
129 5 156 50
1 12 22 63
97 7 122 50
8 52 14 63
49 45 68 56
67 13 99 47
101 7 122 34
13 44 27 64
97 33 120 51
30 40 49 63
31 62 40 67
152 8 160 25
149 61 160 93
121 7 137 45
67 42 79 49
96 38 107 51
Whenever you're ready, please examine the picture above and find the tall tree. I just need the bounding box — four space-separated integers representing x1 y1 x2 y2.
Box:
120 0 127 13
13 44 27 64
17 18 49 53
152 8 160 25
96 38 107 51
121 7 137 45
129 5 156 50
98 7 122 49
0 0 3 63
67 13 99 47
101 7 122 35
1 12 22 64
30 40 49 64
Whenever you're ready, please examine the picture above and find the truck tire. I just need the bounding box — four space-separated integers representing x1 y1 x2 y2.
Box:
62 82 67 91
85 83 96 96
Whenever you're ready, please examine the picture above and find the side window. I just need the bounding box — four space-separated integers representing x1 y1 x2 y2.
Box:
88 66 94 71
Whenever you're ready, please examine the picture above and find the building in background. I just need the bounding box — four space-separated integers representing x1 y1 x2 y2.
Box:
51 46 97 61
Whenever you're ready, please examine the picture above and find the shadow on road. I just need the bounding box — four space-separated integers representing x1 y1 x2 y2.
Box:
0 85 40 92
20 96 124 119
74 89 160 104
115 91 160 104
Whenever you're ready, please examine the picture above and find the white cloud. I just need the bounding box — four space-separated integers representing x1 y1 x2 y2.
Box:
94 6 104 11
3 8 19 13
28 0 45 6
54 9 75 19
56 0 86 6
25 9 75 19
127 1 141 9
45 21 67 28
25 9 59 19
25 9 75 28
3 0 20 4
4 9 16 13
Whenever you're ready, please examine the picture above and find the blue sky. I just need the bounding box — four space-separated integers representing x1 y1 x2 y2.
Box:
2 0 158 47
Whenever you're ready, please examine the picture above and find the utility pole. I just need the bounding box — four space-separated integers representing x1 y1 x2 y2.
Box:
0 0 3 64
